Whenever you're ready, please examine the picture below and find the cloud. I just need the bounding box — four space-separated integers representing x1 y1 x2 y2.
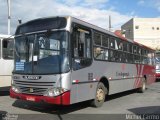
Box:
57 0 109 8
156 1 160 11
137 0 145 5
137 0 160 12
81 0 109 8
0 0 132 35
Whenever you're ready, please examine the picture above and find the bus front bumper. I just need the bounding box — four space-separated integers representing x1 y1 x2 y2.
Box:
156 73 160 79
10 89 70 105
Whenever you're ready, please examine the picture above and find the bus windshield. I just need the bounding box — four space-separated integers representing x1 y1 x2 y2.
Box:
156 52 160 63
13 31 70 74
156 57 160 63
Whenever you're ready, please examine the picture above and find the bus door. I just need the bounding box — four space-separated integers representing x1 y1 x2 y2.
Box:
71 24 94 102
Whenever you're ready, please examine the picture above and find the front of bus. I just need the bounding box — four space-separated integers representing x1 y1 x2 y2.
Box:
156 55 160 80
10 17 71 105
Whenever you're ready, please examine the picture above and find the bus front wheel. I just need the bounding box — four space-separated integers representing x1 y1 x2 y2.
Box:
91 82 107 107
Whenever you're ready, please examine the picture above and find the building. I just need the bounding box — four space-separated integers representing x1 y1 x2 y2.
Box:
121 18 160 50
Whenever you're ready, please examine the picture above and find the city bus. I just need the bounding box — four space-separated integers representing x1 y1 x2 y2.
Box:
0 34 14 91
155 51 160 79
10 16 156 107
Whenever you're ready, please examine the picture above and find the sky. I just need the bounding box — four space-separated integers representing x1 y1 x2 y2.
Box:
0 0 160 35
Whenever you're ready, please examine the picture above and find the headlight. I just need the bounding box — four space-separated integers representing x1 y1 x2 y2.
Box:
44 87 67 97
12 76 20 79
11 79 15 85
11 85 20 93
11 79 13 85
156 65 160 69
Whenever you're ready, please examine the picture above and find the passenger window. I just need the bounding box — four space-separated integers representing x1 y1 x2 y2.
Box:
147 52 155 65
94 32 109 61
128 53 133 63
102 35 109 47
133 46 137 54
110 37 115 49
134 55 141 63
122 53 128 63
110 50 122 62
138 48 141 55
2 39 14 59
72 26 92 70
129 44 133 53
110 50 115 61
123 42 128 52
94 32 101 46
115 39 123 50
94 47 109 60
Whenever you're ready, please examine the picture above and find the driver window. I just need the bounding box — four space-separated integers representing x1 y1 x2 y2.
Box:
72 26 92 70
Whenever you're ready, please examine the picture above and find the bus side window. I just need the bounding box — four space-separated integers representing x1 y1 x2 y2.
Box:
94 47 109 60
152 52 155 65
110 37 115 49
2 39 14 59
147 51 155 65
72 26 92 70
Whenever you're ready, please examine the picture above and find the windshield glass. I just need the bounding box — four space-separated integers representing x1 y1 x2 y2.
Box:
155 52 160 63
156 57 160 63
14 31 70 74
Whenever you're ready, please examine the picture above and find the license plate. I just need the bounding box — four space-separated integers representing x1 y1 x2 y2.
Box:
26 97 35 101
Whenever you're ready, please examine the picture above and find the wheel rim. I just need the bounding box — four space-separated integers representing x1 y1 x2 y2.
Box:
96 88 105 102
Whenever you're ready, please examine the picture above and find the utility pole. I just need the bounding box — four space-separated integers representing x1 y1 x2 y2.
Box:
7 0 11 35
109 15 112 32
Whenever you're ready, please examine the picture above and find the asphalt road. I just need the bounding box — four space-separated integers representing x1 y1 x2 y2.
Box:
0 80 160 120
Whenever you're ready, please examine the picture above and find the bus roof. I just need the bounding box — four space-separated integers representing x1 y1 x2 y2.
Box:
114 30 155 51
70 16 155 51
0 34 14 39
16 16 155 51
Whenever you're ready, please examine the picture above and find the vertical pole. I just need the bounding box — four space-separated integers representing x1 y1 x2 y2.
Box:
7 0 11 35
109 15 111 31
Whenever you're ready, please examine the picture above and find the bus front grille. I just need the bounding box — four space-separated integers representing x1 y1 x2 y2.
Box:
18 86 48 95
14 80 55 95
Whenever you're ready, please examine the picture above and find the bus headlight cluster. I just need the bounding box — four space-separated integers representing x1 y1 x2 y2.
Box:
156 65 160 70
11 79 14 85
44 87 67 97
11 85 20 93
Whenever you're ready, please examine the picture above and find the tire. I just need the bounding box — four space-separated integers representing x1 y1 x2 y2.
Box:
138 78 146 93
91 82 107 107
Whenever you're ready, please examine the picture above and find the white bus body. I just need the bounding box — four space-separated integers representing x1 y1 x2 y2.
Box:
0 34 14 89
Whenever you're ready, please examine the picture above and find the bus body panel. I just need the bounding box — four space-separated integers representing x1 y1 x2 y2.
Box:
10 89 70 105
70 61 155 104
0 76 12 88
91 61 138 94
11 73 71 105
13 73 71 94
10 16 156 105
0 59 13 75
0 59 13 87
70 65 98 104
0 35 14 88
70 82 98 104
